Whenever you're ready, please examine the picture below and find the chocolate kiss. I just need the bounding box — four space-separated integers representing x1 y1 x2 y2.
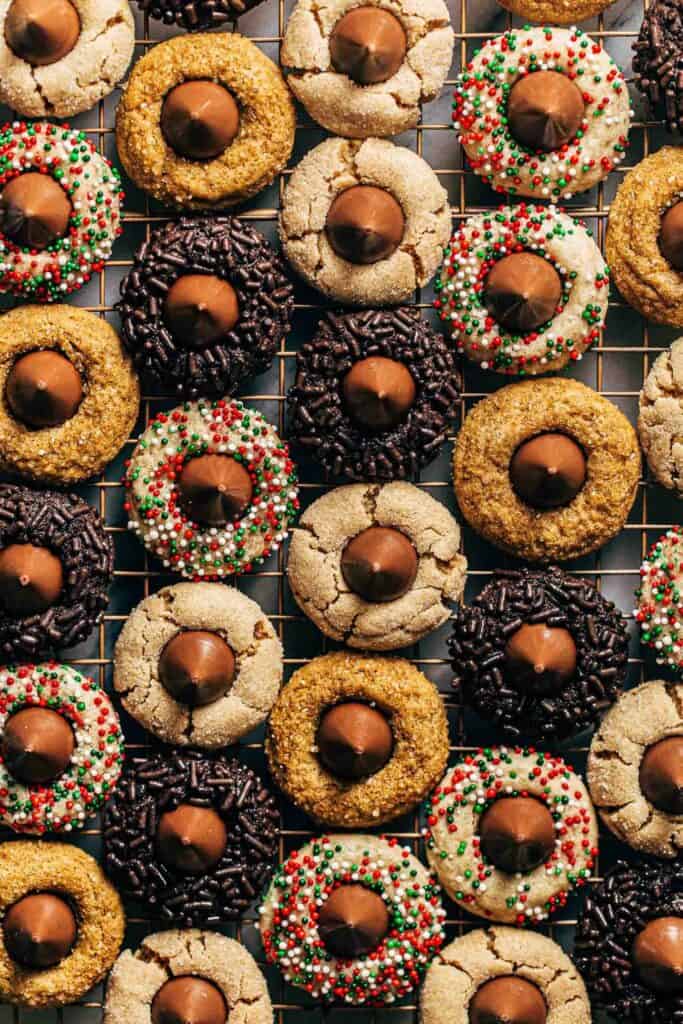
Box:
484 252 562 333
507 69 585 152
3 892 77 969
640 736 683 815
2 707 75 785
479 796 555 874
0 172 72 251
504 623 577 696
0 543 64 616
329 6 407 85
469 975 548 1024
341 526 418 603
178 454 253 526
4 0 80 67
342 356 416 431
157 804 228 874
317 701 393 780
632 917 683 995
158 630 236 708
660 202 683 273
151 976 228 1024
318 884 390 958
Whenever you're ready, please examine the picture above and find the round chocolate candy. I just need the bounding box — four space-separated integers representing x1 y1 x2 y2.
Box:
329 6 407 85
0 172 71 251
178 454 253 527
161 81 240 161
659 202 683 273
479 796 555 874
157 804 228 875
639 736 683 815
325 185 405 265
3 892 77 969
164 274 240 348
510 433 587 509
6 350 83 429
159 630 236 708
318 883 390 958
317 701 393 780
0 543 63 616
151 976 228 1024
484 253 562 333
1 707 74 785
342 356 416 431
632 917 683 995
504 623 577 696
469 976 548 1024
4 0 80 67
341 526 418 603
507 70 585 153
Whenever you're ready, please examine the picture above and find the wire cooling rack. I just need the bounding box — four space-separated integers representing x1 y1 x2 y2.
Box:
0 0 681 1021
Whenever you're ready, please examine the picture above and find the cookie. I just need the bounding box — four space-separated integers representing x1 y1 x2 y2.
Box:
0 0 134 118
0 121 123 302
104 750 279 927
281 0 453 138
425 746 599 925
634 0 683 133
279 137 451 306
575 860 683 1024
587 681 683 859
259 833 445 1006
124 398 299 581
117 216 293 400
606 148 683 326
0 304 140 485
453 27 631 200
287 307 460 482
450 566 629 742
116 33 295 210
135 0 265 28
434 204 609 376
638 339 683 495
105 929 272 1024
114 582 283 749
286 481 467 651
635 527 683 675
420 926 591 1024
496 0 617 23
266 650 448 828
453 377 641 563
0 484 113 661
0 841 124 1008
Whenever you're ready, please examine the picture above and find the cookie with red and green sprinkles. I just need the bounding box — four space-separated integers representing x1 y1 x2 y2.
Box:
124 398 299 580
424 747 598 926
635 527 683 675
0 121 124 302
453 27 631 200
434 204 608 375
0 661 124 835
258 833 445 1006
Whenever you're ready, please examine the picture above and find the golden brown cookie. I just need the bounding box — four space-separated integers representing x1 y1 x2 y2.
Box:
266 650 449 828
496 0 617 24
453 378 641 563
116 33 295 210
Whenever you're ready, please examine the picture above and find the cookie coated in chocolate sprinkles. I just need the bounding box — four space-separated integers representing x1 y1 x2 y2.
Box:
575 860 683 1024
450 566 629 741
135 0 262 27
0 484 113 661
634 0 683 133
117 216 293 399
287 308 460 482
104 750 279 927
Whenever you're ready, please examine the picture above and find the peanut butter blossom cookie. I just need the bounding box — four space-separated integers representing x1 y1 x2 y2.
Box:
575 860 683 1024
124 399 299 580
135 0 265 28
425 747 598 926
634 0 683 134
104 750 279 927
0 120 123 302
453 27 631 200
0 484 113 661
287 308 460 481
636 527 683 675
259 833 445 1005
451 567 629 742
638 339 683 496
0 661 124 835
435 204 608 376
117 216 293 400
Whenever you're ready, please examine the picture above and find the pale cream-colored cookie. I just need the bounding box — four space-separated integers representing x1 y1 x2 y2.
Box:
279 137 451 306
497 0 616 22
638 338 683 494
282 0 453 138
286 482 467 650
587 681 683 859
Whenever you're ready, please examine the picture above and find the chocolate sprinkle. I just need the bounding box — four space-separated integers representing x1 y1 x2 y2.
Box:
633 0 683 133
287 308 460 482
0 484 113 661
117 216 293 399
103 750 279 926
134 0 263 27
575 860 683 1024
450 566 629 741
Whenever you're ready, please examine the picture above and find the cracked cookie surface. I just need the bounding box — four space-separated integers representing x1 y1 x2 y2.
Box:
281 0 453 138
496 0 616 22
279 137 451 306
286 481 467 650
638 338 683 494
